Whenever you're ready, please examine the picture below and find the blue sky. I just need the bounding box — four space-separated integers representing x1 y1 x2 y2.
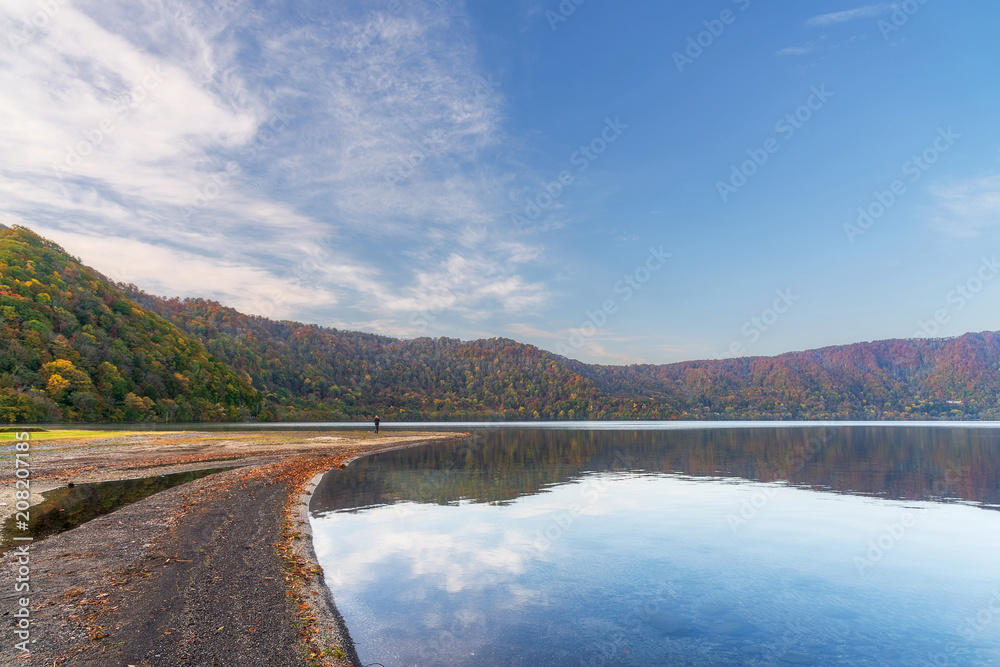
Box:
2 0 999 365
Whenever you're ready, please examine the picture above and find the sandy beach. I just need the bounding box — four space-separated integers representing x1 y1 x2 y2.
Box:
0 429 470 666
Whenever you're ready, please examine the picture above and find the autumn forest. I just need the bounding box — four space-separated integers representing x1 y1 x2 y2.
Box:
3 226 1000 423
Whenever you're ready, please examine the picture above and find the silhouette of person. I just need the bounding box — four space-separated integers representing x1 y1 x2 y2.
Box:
374 415 380 433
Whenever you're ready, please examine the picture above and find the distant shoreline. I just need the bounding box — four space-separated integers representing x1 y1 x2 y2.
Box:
8 417 1000 432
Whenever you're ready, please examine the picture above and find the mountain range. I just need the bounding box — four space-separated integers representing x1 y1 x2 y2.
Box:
2 226 998 423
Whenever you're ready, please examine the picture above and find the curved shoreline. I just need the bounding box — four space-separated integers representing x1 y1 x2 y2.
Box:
293 470 363 666
291 433 477 666
0 430 469 666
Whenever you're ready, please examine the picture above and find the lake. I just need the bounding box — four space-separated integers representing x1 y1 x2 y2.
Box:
310 424 1000 666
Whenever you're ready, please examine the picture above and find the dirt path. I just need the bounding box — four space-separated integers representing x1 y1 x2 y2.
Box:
0 431 468 666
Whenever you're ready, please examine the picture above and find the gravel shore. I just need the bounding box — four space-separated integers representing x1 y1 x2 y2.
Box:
0 430 468 666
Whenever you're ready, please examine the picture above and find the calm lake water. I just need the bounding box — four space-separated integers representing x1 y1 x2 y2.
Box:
310 425 1000 666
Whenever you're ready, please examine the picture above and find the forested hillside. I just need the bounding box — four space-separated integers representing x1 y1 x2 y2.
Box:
570 333 1000 420
4 226 1000 423
125 292 669 421
131 286 1000 422
0 227 258 422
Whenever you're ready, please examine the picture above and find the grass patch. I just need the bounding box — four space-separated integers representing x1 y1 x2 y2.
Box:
0 430 164 441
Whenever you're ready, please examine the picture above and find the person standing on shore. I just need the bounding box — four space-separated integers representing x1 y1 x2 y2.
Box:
374 415 380 433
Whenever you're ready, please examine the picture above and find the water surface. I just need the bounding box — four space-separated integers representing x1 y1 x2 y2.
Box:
317 426 1000 664
1 466 233 552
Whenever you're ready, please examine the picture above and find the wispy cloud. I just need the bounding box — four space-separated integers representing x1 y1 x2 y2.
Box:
503 322 654 364
776 45 815 57
0 0 548 332
930 174 1000 238
31 227 335 320
806 3 892 27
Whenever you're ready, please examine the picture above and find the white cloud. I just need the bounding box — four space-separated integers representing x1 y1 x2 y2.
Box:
805 4 892 27
31 227 337 319
502 321 654 365
504 322 563 341
0 0 549 332
250 5 508 235
930 174 1000 238
313 510 533 596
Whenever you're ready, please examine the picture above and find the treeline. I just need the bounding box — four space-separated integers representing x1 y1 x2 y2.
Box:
125 292 671 421
132 287 1000 422
4 226 1000 423
569 334 1000 420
